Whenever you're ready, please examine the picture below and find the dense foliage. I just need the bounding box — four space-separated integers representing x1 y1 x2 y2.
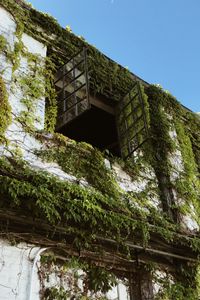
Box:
0 0 200 298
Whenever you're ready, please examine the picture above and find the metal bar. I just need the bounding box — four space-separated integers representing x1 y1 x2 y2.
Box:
55 48 84 73
120 91 138 112
60 70 86 91
120 126 145 149
59 96 87 115
130 88 140 149
58 83 86 104
137 82 149 135
57 104 90 129
119 114 143 138
130 126 145 141
72 56 78 116
62 62 66 112
84 48 90 109
118 103 141 127
121 81 138 101
55 59 84 84
97 236 198 262
124 139 148 159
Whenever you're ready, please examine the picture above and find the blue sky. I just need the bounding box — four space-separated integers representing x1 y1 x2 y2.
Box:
28 0 200 112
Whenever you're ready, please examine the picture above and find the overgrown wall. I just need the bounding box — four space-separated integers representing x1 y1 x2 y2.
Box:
0 1 200 299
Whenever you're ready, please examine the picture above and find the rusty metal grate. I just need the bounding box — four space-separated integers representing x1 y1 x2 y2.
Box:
117 82 149 159
55 48 90 129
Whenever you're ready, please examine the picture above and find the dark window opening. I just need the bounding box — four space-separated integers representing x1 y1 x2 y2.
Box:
58 104 121 156
54 48 148 159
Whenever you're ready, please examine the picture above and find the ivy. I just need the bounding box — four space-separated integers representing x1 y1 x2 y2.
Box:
144 85 178 221
36 134 120 199
0 0 200 296
0 154 199 255
174 119 200 225
0 76 12 143
41 257 117 299
43 56 57 132
0 34 8 53
0 0 145 103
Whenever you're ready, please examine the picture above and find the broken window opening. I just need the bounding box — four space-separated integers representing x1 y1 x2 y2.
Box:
54 48 121 156
54 48 148 158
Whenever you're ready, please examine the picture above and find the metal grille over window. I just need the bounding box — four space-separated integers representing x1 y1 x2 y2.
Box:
117 82 149 159
55 48 90 129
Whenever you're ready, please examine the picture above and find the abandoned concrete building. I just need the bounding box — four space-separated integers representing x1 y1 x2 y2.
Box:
0 0 200 299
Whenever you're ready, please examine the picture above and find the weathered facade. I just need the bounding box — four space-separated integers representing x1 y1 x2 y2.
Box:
0 0 200 299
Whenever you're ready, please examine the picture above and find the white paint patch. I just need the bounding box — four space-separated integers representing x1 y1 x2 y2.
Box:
0 240 41 300
22 33 46 57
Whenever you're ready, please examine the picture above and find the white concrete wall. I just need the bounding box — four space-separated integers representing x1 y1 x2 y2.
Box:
0 6 46 159
0 240 41 300
0 7 16 107
0 240 129 300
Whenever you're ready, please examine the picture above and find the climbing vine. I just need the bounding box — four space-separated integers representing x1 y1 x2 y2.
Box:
153 264 200 300
36 134 120 199
39 256 118 299
0 1 200 298
174 119 200 225
0 75 12 144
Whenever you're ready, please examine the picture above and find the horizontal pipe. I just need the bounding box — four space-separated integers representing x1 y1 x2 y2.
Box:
97 236 198 263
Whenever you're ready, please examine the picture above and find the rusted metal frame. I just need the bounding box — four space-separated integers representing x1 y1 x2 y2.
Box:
59 96 87 117
120 126 145 149
121 85 139 158
56 48 90 121
83 47 90 110
118 116 145 144
117 100 129 158
130 87 140 150
59 83 86 106
71 56 78 116
124 91 134 155
117 90 136 158
123 82 149 158
129 113 145 143
118 102 141 128
62 63 66 112
54 58 85 85
56 70 86 94
122 136 146 160
137 81 149 137
55 48 84 73
118 82 148 159
57 104 89 129
123 139 147 159
120 91 138 113
121 81 138 105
